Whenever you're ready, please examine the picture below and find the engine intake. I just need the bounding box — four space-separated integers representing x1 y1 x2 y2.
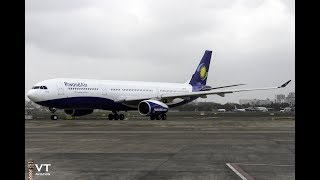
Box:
138 100 168 116
64 109 94 116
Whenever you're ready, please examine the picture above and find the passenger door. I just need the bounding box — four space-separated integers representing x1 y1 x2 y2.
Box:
101 85 108 96
56 82 65 95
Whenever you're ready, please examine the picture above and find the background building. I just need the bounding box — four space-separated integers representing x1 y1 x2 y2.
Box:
256 99 273 106
275 94 286 103
286 92 295 105
239 99 273 106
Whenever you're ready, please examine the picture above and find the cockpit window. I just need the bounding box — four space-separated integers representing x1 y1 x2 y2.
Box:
32 86 48 89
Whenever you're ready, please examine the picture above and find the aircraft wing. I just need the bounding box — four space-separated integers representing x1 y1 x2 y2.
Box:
205 83 245 90
115 80 291 103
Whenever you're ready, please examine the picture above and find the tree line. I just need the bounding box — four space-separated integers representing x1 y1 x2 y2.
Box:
171 102 293 111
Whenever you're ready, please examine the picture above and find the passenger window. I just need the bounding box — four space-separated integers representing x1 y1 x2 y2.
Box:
43 86 47 89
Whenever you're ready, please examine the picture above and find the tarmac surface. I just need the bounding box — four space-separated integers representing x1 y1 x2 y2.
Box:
25 116 295 180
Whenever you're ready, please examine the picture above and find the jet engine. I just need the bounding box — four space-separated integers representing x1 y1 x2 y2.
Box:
138 100 168 116
64 109 94 116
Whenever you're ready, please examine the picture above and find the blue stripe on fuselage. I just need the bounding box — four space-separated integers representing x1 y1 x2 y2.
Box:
35 97 136 111
35 96 198 111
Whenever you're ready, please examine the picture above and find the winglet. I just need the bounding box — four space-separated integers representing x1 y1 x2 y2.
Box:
279 80 291 88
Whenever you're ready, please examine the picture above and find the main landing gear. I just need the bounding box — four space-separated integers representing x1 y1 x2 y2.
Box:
150 114 167 120
108 111 125 120
49 107 58 120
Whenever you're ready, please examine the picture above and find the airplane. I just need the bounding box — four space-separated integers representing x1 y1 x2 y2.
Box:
217 109 226 112
254 107 268 112
27 50 291 120
245 106 269 112
245 107 256 111
233 105 246 112
280 107 292 112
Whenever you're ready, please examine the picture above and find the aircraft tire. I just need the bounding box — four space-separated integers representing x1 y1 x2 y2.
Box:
161 114 166 120
114 114 119 120
51 115 58 120
108 114 114 120
119 114 125 120
156 115 161 120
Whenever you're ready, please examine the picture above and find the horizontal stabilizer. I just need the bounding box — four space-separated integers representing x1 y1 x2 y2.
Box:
279 80 291 88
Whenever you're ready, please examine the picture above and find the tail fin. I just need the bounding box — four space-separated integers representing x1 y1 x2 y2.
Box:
189 50 212 88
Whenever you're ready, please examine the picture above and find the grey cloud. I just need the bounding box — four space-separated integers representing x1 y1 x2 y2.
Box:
26 0 91 12
26 0 294 104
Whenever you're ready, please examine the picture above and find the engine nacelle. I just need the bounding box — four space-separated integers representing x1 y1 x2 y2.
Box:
64 109 94 116
138 100 168 116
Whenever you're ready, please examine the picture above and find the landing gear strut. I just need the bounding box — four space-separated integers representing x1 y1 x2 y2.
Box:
150 113 166 120
108 111 125 120
161 114 167 120
49 107 58 120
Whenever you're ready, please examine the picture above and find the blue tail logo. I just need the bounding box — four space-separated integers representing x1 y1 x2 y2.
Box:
189 50 212 89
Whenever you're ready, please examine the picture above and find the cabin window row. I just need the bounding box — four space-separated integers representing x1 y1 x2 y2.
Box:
68 87 98 90
111 88 153 92
160 90 183 92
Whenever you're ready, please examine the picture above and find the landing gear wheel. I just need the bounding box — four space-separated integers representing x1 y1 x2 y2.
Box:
119 114 125 120
51 115 58 120
150 115 155 120
49 107 56 113
161 114 167 120
114 114 119 120
108 114 114 120
156 114 161 120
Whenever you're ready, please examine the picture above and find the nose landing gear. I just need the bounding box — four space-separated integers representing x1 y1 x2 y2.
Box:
50 115 58 120
49 107 58 120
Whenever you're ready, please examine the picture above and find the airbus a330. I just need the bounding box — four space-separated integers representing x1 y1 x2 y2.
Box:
27 50 291 120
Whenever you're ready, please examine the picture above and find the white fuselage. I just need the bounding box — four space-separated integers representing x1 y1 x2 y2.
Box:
27 78 194 110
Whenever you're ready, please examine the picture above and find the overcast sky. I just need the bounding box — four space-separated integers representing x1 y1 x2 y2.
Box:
25 0 295 104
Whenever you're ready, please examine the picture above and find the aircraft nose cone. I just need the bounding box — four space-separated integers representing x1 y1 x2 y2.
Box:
27 90 36 101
